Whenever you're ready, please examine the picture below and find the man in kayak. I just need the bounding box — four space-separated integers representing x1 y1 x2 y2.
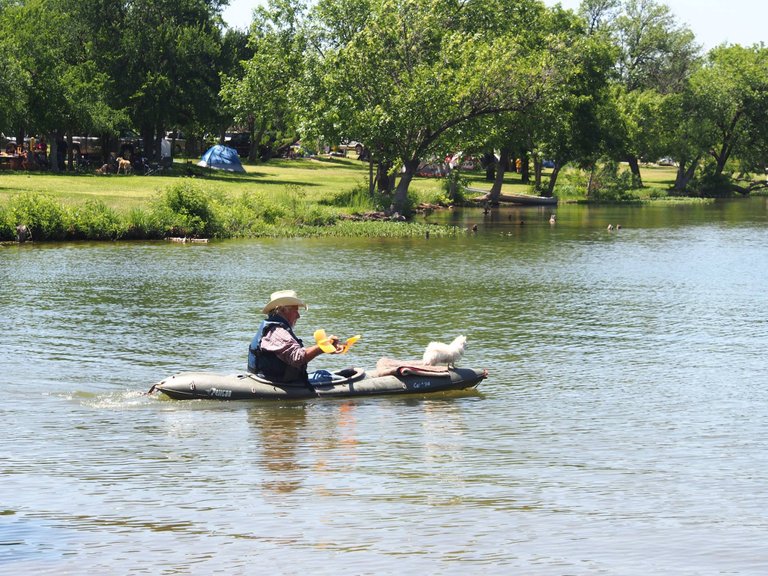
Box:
248 289 343 383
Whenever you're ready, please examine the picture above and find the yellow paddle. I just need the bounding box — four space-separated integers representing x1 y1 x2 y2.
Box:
339 335 360 354
314 329 361 354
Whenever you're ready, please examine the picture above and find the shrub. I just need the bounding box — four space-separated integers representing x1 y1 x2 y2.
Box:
123 207 164 239
8 192 67 240
585 162 639 203
218 192 286 236
321 180 379 211
692 163 733 197
151 181 222 238
0 206 14 241
441 170 469 204
69 200 124 240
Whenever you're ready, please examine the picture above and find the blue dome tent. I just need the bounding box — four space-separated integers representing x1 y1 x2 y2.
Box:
197 144 245 172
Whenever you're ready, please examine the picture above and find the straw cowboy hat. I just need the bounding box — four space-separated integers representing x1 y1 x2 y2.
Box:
262 289 308 314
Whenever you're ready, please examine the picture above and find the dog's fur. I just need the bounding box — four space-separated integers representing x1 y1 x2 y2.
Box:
422 335 467 367
117 157 132 174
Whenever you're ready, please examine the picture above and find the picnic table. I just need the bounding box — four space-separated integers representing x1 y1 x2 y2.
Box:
0 153 25 170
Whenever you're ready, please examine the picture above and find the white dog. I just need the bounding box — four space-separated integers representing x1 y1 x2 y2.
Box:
422 335 467 367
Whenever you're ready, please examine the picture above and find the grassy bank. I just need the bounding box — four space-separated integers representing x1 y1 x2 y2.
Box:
0 156 395 210
0 157 733 242
0 157 453 241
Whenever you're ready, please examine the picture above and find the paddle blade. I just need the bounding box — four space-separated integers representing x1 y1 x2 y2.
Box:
313 329 337 353
340 335 361 354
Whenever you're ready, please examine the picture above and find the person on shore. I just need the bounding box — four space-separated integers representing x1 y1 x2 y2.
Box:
247 290 342 384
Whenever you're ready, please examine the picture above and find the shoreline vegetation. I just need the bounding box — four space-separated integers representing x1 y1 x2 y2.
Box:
1 157 763 242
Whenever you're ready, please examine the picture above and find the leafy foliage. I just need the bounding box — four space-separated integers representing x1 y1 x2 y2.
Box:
7 193 68 240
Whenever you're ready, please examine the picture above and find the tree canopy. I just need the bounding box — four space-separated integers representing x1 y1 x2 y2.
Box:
1 0 767 202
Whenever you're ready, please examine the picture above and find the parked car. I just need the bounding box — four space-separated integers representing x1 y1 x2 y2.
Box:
164 131 186 156
68 130 141 159
69 135 102 157
657 157 676 166
224 132 251 158
338 140 364 157
117 129 143 158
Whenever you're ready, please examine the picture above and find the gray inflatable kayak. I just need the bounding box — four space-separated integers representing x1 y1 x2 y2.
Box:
149 360 487 401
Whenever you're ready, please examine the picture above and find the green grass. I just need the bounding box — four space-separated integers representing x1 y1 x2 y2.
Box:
0 157 456 241
0 157 760 242
0 156 447 211
0 157 362 210
0 157 689 212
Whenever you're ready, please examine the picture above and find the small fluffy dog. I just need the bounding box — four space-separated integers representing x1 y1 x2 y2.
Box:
422 335 467 367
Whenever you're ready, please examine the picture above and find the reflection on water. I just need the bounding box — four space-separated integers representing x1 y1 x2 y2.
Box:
1 199 768 573
249 405 308 494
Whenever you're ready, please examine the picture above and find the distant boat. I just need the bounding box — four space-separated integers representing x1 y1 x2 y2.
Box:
467 188 558 206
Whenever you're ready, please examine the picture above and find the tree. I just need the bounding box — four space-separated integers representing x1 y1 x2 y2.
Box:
106 0 224 160
590 0 700 186
221 0 305 162
688 44 768 187
301 0 564 215
0 2 28 138
1 0 120 170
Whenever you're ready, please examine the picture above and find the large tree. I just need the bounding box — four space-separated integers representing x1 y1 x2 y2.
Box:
0 1 28 139
689 44 768 184
105 0 224 159
221 0 305 162
301 0 564 214
586 0 700 185
1 0 119 170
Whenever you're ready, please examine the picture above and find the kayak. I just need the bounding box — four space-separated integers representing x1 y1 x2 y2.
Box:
148 359 487 401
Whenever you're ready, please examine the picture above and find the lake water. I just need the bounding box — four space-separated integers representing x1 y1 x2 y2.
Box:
2 199 767 575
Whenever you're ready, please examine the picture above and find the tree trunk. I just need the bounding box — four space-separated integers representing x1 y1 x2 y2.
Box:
488 147 511 205
672 158 699 192
49 131 61 173
483 151 495 181
368 156 375 198
153 126 164 161
520 152 530 183
545 164 561 197
713 147 728 176
586 164 596 197
376 160 393 194
627 155 643 187
66 133 74 170
533 158 542 188
392 159 419 215
250 126 264 163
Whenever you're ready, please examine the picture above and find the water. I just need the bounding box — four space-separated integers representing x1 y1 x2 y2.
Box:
2 199 768 574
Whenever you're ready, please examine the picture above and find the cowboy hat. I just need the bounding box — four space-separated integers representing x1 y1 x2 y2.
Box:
262 289 308 314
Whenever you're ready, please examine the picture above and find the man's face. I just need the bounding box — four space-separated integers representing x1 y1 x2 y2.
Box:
282 305 301 327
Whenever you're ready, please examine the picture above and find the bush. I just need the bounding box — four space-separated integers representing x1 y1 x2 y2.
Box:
8 192 67 240
151 180 223 238
124 207 163 240
0 206 14 241
69 200 124 240
218 192 286 236
692 163 733 197
321 180 379 211
441 170 469 204
585 162 639 203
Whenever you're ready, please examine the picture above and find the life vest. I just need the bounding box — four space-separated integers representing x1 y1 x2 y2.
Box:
247 315 308 383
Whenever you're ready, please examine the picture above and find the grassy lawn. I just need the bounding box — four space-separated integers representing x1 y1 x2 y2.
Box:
0 154 688 212
460 162 680 198
0 156 447 211
2 156 757 242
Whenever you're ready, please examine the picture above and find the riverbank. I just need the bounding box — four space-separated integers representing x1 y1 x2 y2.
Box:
0 156 739 241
